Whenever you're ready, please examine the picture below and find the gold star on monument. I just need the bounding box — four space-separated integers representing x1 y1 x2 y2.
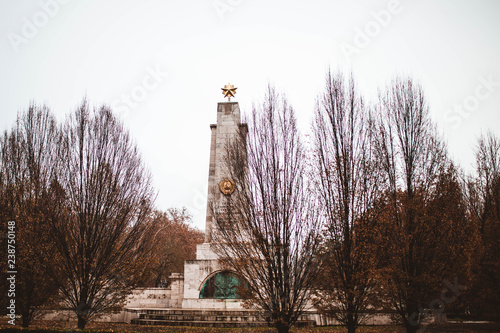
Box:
221 83 237 101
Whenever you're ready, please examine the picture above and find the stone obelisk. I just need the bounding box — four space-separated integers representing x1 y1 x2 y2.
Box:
204 84 246 243
181 84 247 307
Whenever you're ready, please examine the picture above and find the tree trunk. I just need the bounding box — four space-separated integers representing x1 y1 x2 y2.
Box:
276 322 289 333
404 323 419 333
404 305 421 333
77 315 88 329
346 313 357 333
21 315 31 328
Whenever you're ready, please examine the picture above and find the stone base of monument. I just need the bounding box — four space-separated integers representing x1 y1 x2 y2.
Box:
182 298 243 310
119 242 402 328
126 242 317 328
130 309 315 328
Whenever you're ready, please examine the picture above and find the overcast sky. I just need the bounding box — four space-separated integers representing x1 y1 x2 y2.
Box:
1 0 499 231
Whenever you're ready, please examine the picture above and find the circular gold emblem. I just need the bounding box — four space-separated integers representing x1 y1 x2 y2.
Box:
219 178 236 196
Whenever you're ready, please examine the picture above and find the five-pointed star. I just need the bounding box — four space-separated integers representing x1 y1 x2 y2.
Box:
221 83 237 101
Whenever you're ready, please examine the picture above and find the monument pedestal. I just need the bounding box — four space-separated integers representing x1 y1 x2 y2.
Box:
181 243 244 309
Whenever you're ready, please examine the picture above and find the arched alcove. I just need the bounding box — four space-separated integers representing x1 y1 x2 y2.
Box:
199 271 246 299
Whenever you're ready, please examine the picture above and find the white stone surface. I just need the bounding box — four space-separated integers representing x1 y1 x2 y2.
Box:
204 102 245 242
181 298 244 310
126 287 180 308
183 258 221 299
196 242 219 260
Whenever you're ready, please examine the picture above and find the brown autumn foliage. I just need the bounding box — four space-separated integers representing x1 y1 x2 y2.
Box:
371 169 478 318
146 208 204 287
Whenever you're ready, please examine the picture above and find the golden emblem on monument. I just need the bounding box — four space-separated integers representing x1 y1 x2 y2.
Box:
219 178 236 195
221 83 237 101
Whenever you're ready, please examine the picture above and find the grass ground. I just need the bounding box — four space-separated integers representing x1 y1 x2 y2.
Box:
1 319 499 333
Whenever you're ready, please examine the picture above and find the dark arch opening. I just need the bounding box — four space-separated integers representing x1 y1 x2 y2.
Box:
199 271 246 299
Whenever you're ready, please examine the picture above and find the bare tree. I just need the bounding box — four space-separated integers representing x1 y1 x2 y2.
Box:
464 132 500 318
48 101 156 329
311 71 382 333
211 87 323 333
373 77 474 333
375 77 442 333
0 104 63 327
474 132 500 234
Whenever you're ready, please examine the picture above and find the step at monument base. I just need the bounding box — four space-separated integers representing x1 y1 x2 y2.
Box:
130 309 315 328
